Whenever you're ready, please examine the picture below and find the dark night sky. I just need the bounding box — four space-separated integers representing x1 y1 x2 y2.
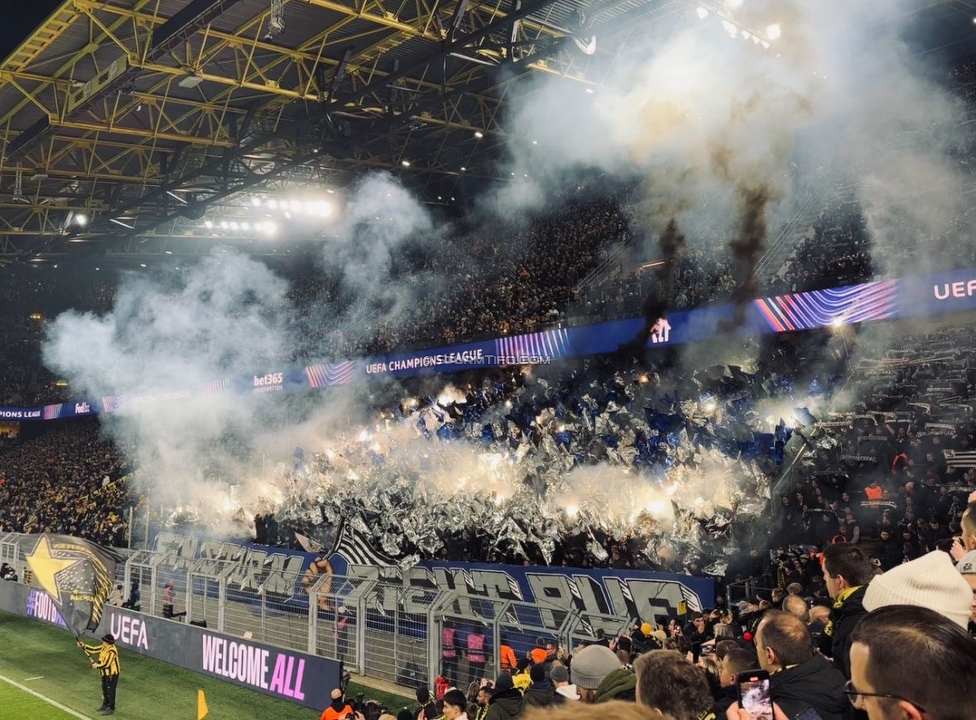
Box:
1 1 65 62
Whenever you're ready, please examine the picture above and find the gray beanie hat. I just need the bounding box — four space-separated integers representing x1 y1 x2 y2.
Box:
570 645 620 690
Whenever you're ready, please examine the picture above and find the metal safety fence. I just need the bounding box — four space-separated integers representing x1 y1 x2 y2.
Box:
0 533 641 694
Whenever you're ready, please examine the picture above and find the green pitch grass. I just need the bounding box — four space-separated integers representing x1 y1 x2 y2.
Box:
0 681 80 719
0 611 411 719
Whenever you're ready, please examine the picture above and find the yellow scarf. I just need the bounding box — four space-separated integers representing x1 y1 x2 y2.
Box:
824 585 862 638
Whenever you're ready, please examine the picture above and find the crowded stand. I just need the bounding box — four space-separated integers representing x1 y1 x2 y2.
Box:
3 7 976 720
0 419 135 546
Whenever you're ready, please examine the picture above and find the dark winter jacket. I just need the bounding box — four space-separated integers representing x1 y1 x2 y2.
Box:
593 668 637 703
817 585 867 680
484 687 524 720
771 656 856 720
523 680 564 708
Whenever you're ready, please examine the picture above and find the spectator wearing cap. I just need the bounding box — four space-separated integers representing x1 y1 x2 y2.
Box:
569 644 621 703
77 633 121 715
523 663 564 708
484 673 523 720
754 611 854 720
956 550 976 635
862 550 973 629
634 650 716 720
550 662 578 701
593 661 637 704
322 689 355 720
443 689 469 720
818 544 874 679
849 605 976 720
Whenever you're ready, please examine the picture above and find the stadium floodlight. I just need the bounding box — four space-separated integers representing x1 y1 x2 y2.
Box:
74 213 88 227
460 166 467 172
220 221 229 229
241 222 250 230
289 200 302 211
230 221 239 230
766 23 781 40
722 19 738 37
311 200 332 217
401 160 411 167
474 131 484 138
727 0 743 7
268 199 278 209
204 220 213 229
696 6 708 19
265 221 276 235
251 197 261 207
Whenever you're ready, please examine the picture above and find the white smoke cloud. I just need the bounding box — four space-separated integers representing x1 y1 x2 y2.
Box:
41 250 295 522
497 0 968 277
319 172 445 341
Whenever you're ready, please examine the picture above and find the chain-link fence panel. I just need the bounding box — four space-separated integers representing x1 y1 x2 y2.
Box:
309 573 385 674
0 535 22 569
564 611 632 657
186 560 223 630
255 569 311 654
329 578 442 688
124 552 156 616
441 595 527 690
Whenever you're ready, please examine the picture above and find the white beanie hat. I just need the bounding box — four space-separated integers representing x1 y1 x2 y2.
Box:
864 550 973 628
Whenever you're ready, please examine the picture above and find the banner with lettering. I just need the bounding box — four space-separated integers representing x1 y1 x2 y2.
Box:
5 582 340 710
151 532 714 629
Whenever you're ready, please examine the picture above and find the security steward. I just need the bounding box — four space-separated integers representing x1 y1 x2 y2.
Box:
77 633 121 715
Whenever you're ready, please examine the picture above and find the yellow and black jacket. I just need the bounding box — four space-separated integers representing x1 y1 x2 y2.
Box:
82 642 121 676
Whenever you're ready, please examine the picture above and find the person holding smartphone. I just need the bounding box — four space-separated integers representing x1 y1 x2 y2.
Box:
752 611 854 720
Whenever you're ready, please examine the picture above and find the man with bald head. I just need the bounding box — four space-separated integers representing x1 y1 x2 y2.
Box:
754 610 854 720
781 594 809 623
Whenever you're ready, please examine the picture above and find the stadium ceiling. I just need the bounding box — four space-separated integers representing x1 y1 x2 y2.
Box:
0 0 691 265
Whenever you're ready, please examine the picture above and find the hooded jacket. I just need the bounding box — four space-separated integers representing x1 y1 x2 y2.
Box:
523 680 564 708
593 668 637 703
484 687 524 720
771 656 856 720
817 585 867 680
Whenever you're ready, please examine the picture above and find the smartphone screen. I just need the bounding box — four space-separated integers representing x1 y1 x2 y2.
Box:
737 670 773 720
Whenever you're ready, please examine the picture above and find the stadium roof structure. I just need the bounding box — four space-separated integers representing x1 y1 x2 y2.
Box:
0 0 972 268
0 0 694 266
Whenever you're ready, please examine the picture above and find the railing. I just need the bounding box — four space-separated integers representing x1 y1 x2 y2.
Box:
0 532 639 692
724 578 777 605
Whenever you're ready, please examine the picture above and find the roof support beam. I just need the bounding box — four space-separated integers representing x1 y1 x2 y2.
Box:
3 0 243 161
